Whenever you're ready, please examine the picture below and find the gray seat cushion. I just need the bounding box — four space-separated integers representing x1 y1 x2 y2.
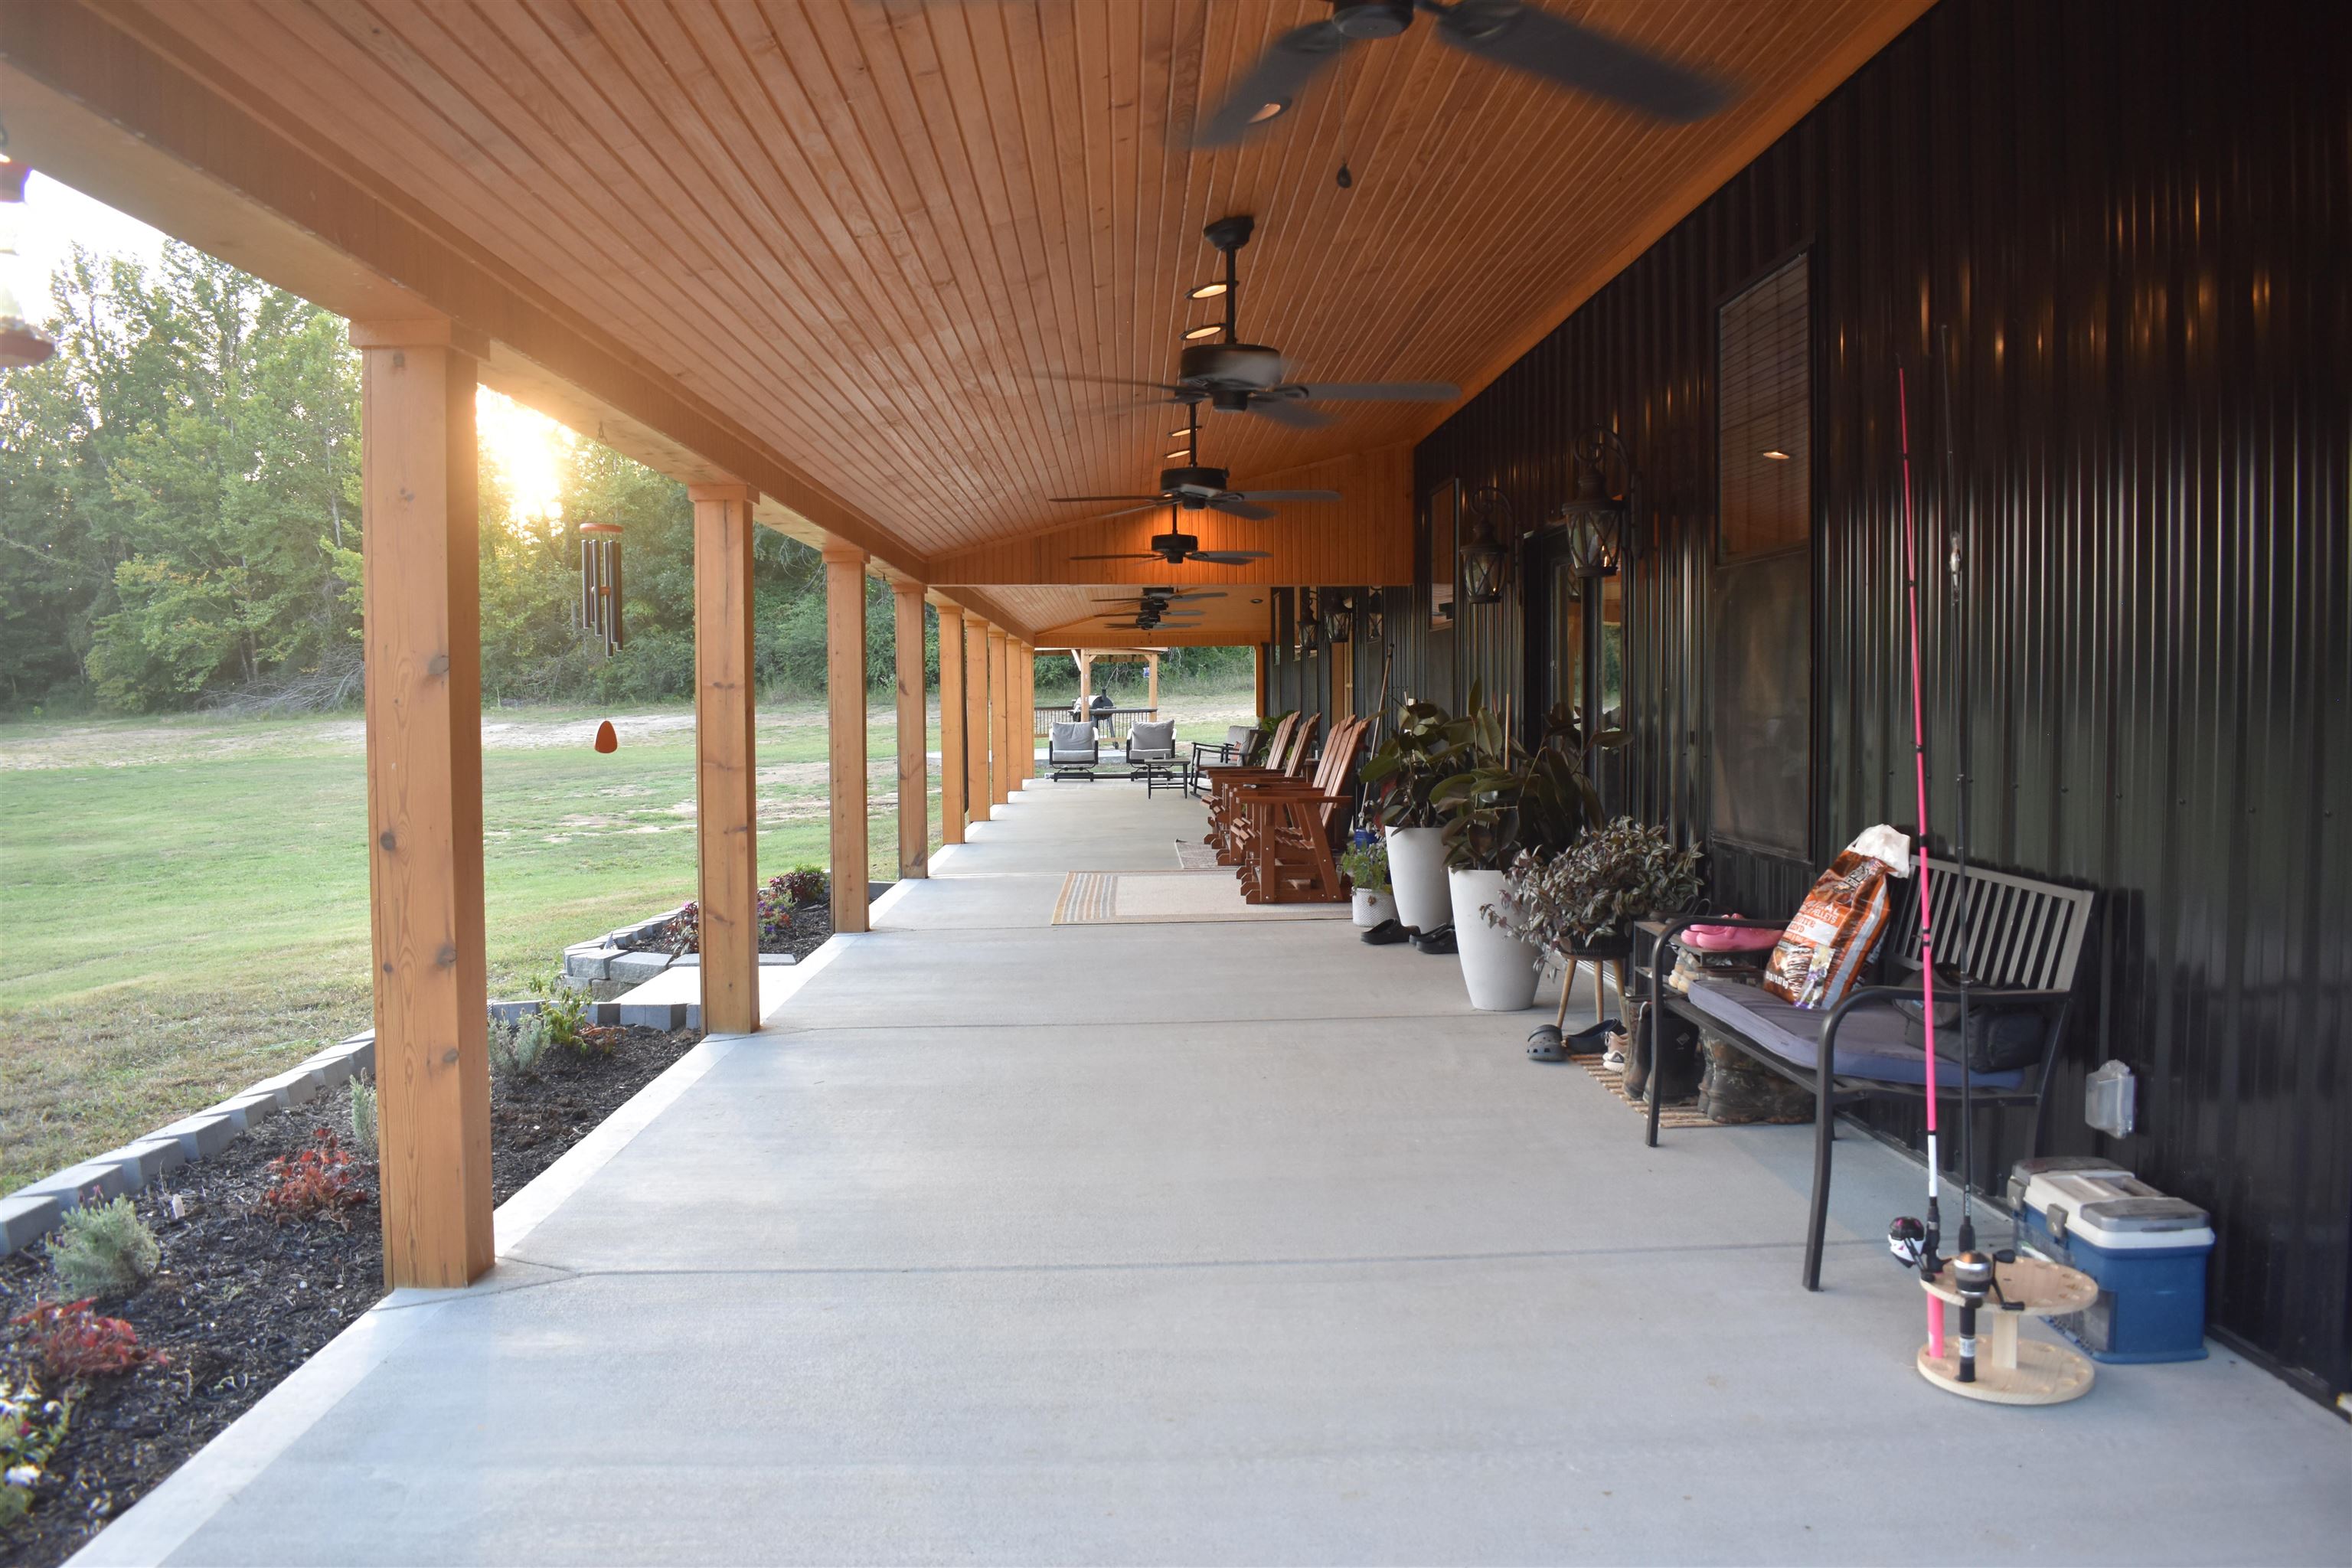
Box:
1681 978 2027 1089
1048 722 1098 763
1128 719 1177 760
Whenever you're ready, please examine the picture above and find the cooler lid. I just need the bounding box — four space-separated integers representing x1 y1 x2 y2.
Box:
2068 1196 2215 1251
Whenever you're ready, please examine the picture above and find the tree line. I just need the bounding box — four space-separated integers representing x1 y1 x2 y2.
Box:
0 242 1248 714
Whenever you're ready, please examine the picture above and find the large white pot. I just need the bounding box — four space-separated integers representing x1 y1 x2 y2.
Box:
1384 827 1451 933
1351 888 1398 928
1449 867 1542 1011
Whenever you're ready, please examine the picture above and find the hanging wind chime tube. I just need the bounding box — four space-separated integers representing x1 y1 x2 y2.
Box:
578 522 625 656
0 146 60 371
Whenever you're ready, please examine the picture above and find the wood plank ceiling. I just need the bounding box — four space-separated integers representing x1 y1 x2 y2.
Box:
104 0 1922 579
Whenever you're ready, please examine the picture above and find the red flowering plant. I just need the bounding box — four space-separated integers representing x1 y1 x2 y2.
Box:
260 1129 371 1228
11 1301 165 1382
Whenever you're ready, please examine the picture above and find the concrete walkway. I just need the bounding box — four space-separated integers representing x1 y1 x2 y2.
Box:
80 782 2347 1565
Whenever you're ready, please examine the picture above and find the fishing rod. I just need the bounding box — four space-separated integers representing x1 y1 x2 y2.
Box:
1886 362 1947 1364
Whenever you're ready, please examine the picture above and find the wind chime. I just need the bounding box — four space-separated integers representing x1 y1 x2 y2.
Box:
580 521 623 753
0 137 60 371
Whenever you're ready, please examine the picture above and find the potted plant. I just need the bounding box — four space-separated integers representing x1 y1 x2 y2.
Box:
1358 697 1466 934
1429 691 1617 1010
1338 836 1396 929
1487 818 1705 966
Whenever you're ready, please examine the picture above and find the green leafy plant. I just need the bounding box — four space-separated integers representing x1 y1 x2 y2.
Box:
1487 818 1705 951
2 1374 73 1524
1338 838 1390 894
11 1301 166 1383
488 1012 553 1079
45 1196 160 1300
532 988 589 1054
1427 685 1617 870
779 864 830 906
348 1077 378 1160
1359 698 1466 830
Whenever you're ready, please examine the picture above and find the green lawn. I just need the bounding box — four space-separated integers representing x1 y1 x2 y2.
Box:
0 687 1253 1191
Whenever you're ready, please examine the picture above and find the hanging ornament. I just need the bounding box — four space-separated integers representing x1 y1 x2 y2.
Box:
593 720 618 754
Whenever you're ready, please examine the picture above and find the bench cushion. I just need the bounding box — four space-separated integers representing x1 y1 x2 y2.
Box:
1681 978 2027 1090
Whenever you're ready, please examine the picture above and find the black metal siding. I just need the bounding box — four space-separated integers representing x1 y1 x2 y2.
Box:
1406 0 2350 1397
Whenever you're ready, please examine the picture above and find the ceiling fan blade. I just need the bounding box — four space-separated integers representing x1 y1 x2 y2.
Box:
1031 370 1187 394
1234 489 1343 503
1194 20 1356 147
1189 550 1271 564
1050 495 1166 502
1289 381 1461 403
1433 2 1732 124
1067 553 1164 561
1209 496 1277 521
1244 396 1331 430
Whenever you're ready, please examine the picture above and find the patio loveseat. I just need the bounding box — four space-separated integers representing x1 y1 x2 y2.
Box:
1642 857 2097 1290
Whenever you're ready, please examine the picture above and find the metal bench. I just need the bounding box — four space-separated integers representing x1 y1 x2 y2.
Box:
1643 857 2097 1290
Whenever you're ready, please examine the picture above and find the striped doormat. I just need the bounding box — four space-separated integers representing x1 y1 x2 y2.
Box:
1173 839 1220 871
1053 870 1352 926
1569 1054 1718 1130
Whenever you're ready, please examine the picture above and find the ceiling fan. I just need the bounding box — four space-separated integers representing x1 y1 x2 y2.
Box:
1196 1 1734 148
1095 588 1227 604
1052 394 1342 521
1065 214 1456 431
1068 508 1271 569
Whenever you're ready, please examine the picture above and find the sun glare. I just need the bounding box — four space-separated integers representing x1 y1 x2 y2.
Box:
475 387 574 534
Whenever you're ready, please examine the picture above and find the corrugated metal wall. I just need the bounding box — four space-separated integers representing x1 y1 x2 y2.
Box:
1403 0 2350 1399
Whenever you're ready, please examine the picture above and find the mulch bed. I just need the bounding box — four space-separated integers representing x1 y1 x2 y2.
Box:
0 1022 697 1567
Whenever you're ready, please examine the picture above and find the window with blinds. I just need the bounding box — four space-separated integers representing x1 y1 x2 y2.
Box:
1717 255 1811 562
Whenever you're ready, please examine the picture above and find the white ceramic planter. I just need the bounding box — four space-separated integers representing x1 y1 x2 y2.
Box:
1351 888 1398 928
1449 867 1542 1011
1385 826 1451 933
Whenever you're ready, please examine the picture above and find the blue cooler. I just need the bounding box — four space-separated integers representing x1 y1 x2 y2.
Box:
2008 1158 2214 1364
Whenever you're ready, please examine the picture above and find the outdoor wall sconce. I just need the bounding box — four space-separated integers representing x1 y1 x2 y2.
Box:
1459 488 1515 606
1364 592 1385 642
1554 428 1635 577
1321 593 1354 646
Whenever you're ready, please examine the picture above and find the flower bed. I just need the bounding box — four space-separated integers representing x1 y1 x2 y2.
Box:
0 1024 696 1566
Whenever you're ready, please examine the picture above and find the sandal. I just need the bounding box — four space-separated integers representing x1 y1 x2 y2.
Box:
1526 1025 1566 1062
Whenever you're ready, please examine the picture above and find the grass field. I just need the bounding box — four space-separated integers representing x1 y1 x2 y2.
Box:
0 688 1251 1191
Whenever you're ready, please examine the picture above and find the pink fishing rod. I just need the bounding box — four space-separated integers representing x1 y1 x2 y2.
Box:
1896 366 1946 1358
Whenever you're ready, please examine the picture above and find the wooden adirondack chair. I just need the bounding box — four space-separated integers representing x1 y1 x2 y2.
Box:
1196 710 1296 806
1233 717 1368 902
1203 713 1321 858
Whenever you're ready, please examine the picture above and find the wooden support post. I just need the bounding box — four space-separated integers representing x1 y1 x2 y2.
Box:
1020 642 1036 786
892 582 928 880
936 604 966 844
1146 652 1161 718
688 482 761 1037
963 616 991 825
1007 639 1025 789
351 318 492 1290
987 627 1010 807
825 547 870 934
1254 645 1268 717
1077 650 1093 708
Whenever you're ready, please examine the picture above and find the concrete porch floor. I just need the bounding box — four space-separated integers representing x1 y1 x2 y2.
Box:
80 782 2346 1566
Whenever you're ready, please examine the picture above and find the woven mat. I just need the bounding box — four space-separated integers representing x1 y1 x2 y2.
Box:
1173 840 1221 871
1568 1054 1718 1130
1053 870 1352 926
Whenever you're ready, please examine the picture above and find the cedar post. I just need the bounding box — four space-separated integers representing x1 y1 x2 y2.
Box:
351 318 492 1290
687 482 761 1035
964 616 992 825
1146 652 1160 718
825 546 870 933
892 581 928 879
1254 645 1268 717
1021 642 1036 786
986 626 1010 807
936 603 967 844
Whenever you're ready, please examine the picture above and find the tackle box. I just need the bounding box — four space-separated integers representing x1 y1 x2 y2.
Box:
2007 1156 2214 1364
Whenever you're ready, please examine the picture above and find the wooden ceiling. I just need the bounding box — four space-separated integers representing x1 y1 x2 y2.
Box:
76 0 1926 585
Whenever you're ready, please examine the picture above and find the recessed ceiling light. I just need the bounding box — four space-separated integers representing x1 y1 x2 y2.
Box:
1187 281 1228 299
1182 324 1223 341
1762 449 1791 460
1248 100 1288 125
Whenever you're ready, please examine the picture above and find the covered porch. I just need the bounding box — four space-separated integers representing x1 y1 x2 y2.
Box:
77 780 2347 1565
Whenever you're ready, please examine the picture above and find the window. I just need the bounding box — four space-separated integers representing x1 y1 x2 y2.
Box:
1425 479 1458 629
1709 253 1813 857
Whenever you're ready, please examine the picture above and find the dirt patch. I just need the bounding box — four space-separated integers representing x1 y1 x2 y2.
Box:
0 1024 697 1567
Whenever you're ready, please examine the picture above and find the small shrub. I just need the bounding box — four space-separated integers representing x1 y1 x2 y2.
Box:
11 1302 164 1383
537 990 588 1054
658 900 701 956
1338 837 1389 894
348 1077 378 1159
780 864 828 906
488 1013 551 1079
260 1130 371 1228
1 1374 73 1524
46 1195 160 1300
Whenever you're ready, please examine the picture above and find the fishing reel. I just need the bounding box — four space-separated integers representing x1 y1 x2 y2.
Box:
1951 1250 1998 1383
1886 1215 1927 1269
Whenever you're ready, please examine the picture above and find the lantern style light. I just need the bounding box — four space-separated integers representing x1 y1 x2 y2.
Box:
0 156 58 371
1295 588 1319 656
1321 593 1354 646
1458 488 1514 606
1554 428 1635 577
1364 592 1386 643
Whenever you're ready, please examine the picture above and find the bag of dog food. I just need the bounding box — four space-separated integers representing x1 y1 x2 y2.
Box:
1762 826 1912 1008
